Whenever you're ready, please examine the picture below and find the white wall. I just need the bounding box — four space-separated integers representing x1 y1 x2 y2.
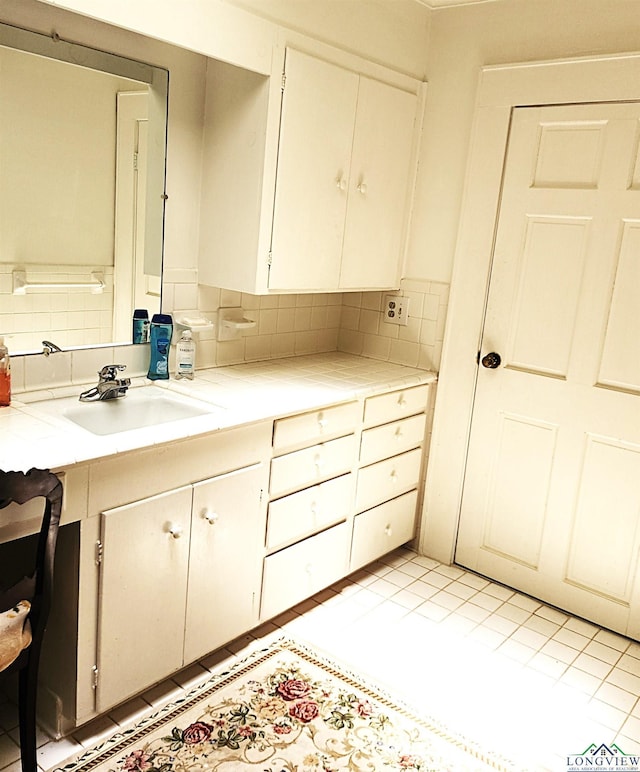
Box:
405 0 640 284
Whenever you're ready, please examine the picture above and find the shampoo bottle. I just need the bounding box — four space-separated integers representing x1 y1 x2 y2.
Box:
0 336 11 407
147 314 173 380
175 329 195 380
132 309 150 344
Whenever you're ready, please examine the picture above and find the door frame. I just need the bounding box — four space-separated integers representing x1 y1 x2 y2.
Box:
419 51 640 564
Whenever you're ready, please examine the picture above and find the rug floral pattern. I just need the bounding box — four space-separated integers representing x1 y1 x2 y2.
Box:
55 639 517 772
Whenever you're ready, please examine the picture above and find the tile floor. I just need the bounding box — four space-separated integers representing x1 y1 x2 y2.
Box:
1 547 640 771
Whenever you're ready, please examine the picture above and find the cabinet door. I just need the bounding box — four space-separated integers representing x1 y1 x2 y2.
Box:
97 486 192 713
269 48 358 291
184 463 267 663
339 77 417 289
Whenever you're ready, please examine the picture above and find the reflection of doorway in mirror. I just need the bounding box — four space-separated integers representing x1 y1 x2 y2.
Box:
113 91 161 344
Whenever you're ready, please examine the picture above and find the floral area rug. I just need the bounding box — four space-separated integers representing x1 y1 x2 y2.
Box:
51 638 520 772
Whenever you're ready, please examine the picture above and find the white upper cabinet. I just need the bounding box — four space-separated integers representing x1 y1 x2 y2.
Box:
198 36 424 295
268 50 358 291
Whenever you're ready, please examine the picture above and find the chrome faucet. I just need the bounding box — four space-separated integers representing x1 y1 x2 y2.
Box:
79 364 131 402
42 340 63 356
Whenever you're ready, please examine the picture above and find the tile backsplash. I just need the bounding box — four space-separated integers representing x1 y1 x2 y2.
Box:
10 277 448 394
0 263 114 352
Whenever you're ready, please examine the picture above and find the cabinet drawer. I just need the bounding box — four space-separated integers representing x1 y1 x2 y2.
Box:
350 490 418 572
267 473 352 551
359 413 427 466
363 384 429 428
270 435 355 498
261 522 349 620
355 447 422 513
273 401 359 453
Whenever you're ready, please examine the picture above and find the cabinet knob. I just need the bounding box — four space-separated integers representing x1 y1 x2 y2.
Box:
384 524 392 537
168 524 183 539
203 510 219 525
305 563 314 575
357 181 368 195
317 413 327 430
397 393 406 406
394 427 403 440
390 470 398 483
314 454 324 470
335 176 347 191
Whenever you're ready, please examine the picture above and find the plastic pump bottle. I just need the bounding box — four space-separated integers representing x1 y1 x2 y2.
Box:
0 336 11 407
176 329 195 380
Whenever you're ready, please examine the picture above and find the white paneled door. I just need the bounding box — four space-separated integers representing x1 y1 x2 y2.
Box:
455 103 640 638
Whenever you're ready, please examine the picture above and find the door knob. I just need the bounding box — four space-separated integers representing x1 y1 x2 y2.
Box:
481 352 502 369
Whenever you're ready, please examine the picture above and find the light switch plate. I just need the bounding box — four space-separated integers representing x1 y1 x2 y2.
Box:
384 295 409 326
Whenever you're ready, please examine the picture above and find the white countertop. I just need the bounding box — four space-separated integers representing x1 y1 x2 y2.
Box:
1 353 436 473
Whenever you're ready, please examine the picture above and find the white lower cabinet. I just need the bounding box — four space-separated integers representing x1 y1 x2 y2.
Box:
95 460 268 713
40 385 433 732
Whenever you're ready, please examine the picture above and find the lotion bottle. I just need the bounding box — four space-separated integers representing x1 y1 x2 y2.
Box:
0 336 11 407
175 329 195 380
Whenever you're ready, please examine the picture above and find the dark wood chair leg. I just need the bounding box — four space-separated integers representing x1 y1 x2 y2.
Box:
18 658 38 772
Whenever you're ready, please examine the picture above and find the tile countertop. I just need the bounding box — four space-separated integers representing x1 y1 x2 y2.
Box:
1 353 437 473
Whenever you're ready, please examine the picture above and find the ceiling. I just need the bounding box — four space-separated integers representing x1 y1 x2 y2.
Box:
414 0 497 7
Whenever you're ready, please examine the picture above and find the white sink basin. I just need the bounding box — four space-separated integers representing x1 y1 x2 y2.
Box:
31 386 222 436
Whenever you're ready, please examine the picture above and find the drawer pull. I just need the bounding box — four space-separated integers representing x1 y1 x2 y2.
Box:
168 523 183 539
384 524 393 537
305 563 314 575
394 427 403 440
314 454 324 470
317 413 327 430
203 510 219 525
390 470 398 482
310 502 317 520
397 393 406 407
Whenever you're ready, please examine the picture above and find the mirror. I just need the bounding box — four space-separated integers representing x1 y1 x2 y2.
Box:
0 22 168 355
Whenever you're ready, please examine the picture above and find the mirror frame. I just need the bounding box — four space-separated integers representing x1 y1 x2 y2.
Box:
0 21 169 354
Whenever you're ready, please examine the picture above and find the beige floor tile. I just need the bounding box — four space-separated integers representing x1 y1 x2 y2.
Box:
494 601 532 625
528 651 569 679
606 667 640 697
468 591 504 612
559 666 602 696
456 572 490 590
585 699 627 731
523 613 561 638
584 640 624 666
563 616 599 639
420 571 452 590
511 625 548 651
573 652 614 679
618 653 640 677
553 627 591 652
456 601 492 624
482 583 515 602
535 606 570 625
542 638 581 665
595 681 638 712
383 569 416 588
594 628 631 652
483 613 520 636
430 590 466 611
